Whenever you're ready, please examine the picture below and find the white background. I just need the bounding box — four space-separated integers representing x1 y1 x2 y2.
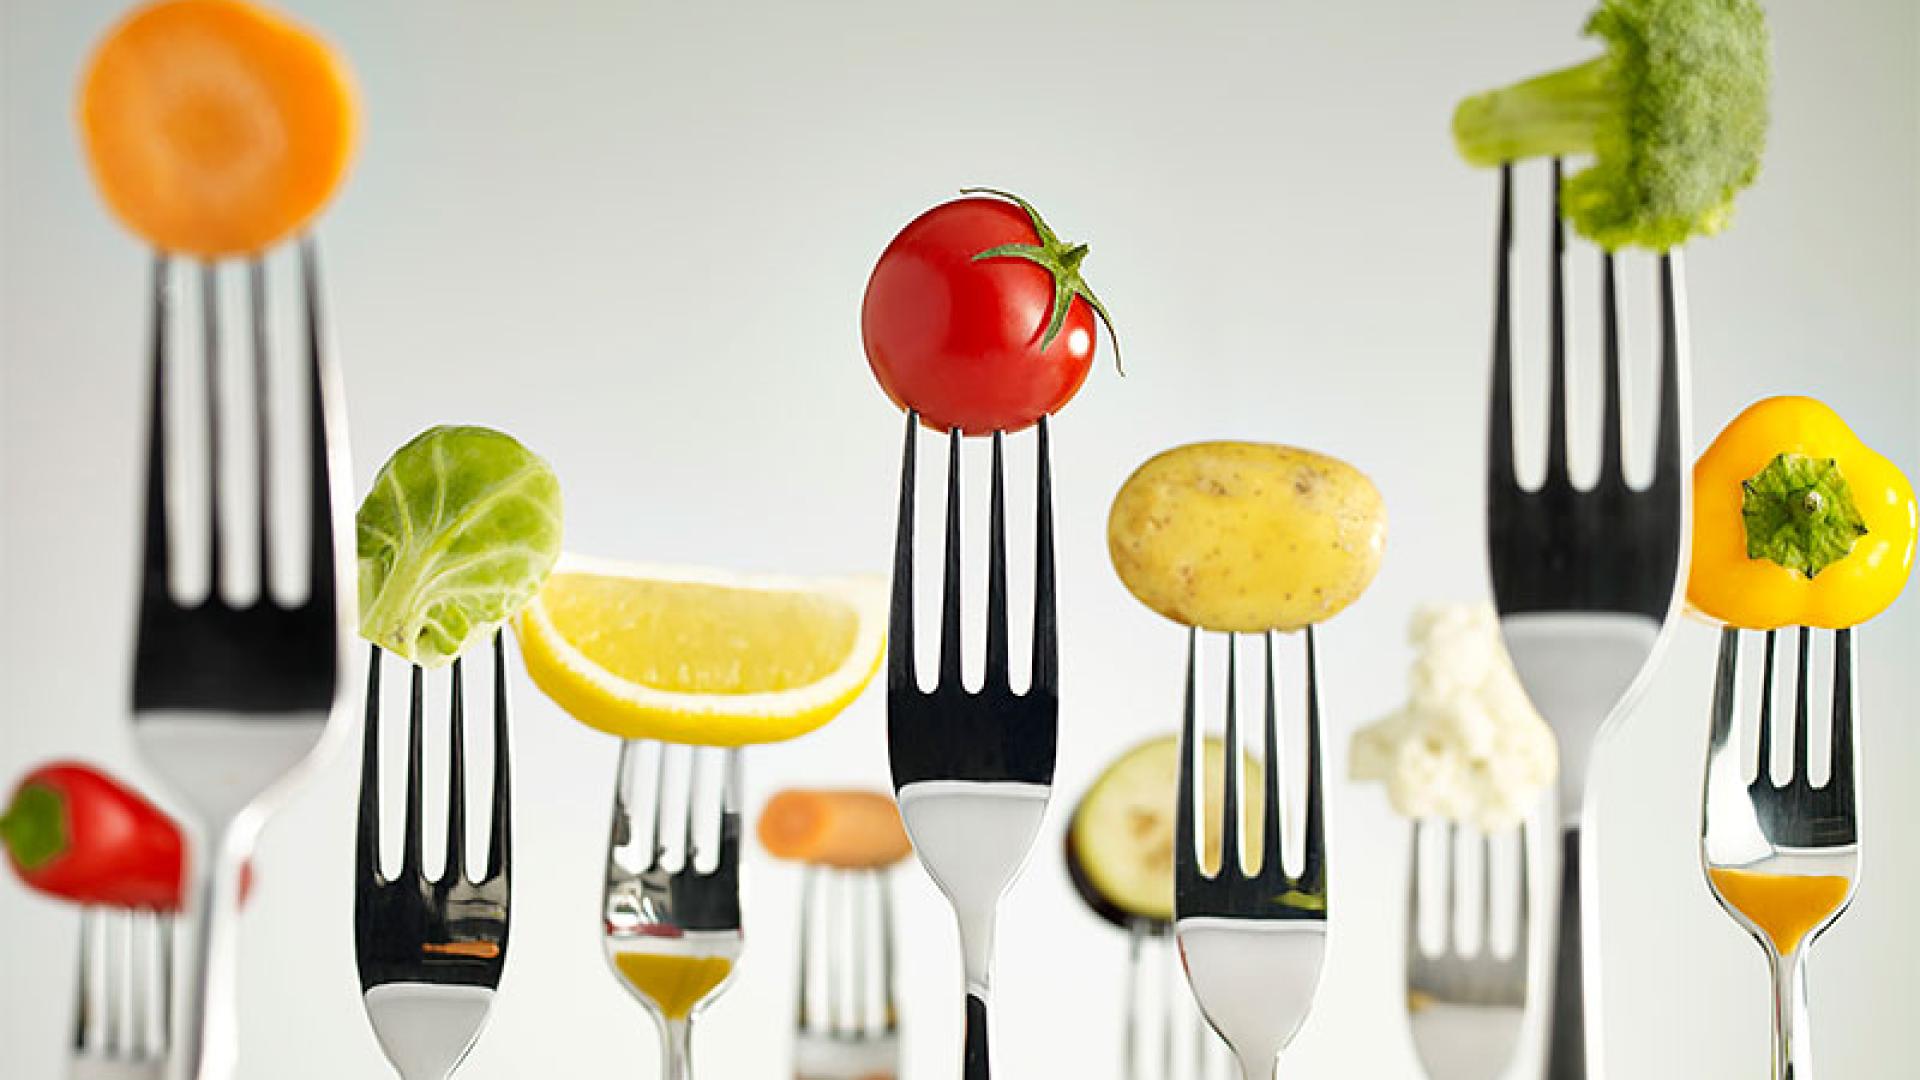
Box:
3 0 1916 1077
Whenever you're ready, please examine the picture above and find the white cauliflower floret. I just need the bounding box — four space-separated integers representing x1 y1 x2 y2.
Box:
1351 603 1556 829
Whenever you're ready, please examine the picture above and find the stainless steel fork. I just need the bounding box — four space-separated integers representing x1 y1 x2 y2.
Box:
1703 627 1861 1080
1063 803 1228 1079
886 413 1059 1080
1405 822 1530 1080
1175 630 1328 1080
603 740 745 1080
129 247 352 1080
70 907 173 1080
355 633 513 1079
1484 161 1690 1079
793 866 901 1080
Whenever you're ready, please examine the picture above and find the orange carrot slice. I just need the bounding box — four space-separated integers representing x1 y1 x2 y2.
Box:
78 0 357 256
757 789 912 870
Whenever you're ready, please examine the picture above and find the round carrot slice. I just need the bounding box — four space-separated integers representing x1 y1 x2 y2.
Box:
757 789 912 870
78 0 357 257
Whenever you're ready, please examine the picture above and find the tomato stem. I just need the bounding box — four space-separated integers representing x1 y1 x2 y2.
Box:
961 187 1124 375
0 783 68 872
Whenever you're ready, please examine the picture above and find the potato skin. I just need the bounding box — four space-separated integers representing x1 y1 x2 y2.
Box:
1107 442 1386 632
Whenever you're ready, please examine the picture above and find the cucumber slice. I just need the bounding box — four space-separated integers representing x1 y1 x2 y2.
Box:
1066 734 1261 923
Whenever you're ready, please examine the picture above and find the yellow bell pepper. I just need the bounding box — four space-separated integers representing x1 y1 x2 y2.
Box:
1689 396 1915 630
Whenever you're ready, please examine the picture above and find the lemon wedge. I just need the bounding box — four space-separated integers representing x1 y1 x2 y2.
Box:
515 556 885 746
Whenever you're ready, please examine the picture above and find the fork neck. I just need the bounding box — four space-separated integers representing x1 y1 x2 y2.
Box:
1768 947 1813 1080
658 1016 694 1080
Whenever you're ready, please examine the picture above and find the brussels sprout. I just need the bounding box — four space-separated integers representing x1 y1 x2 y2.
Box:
357 425 562 667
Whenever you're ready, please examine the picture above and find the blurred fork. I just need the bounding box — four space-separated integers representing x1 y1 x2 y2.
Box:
886 413 1058 1080
793 866 901 1080
1703 627 1861 1080
1175 630 1327 1080
603 740 745 1080
70 907 173 1080
1405 823 1530 1080
355 632 513 1079
1484 160 1690 1079
129 245 352 1080
1062 804 1229 1079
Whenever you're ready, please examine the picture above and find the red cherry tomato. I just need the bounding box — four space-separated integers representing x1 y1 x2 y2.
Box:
862 189 1120 435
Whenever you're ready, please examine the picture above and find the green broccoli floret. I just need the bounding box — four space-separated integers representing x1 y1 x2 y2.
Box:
1452 0 1771 251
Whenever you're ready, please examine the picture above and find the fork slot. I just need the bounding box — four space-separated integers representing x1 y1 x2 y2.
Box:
938 429 966 688
1544 159 1571 489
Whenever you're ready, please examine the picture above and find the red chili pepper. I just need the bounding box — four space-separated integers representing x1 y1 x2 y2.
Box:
1 762 185 910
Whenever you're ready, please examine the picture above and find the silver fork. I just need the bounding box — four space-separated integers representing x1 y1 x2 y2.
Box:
1484 161 1689 1079
1175 630 1328 1080
603 740 746 1080
1062 803 1228 1079
886 414 1058 1080
129 246 352 1080
793 866 901 1080
70 907 174 1080
355 633 513 1079
1405 822 1530 1080
1703 627 1861 1080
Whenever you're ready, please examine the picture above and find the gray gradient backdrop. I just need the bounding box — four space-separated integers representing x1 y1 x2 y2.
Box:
3 1 1916 1077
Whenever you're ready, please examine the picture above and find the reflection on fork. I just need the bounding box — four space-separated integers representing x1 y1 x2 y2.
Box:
793 866 901 1080
1404 822 1531 1080
70 907 173 1080
1702 627 1861 1080
603 740 745 1080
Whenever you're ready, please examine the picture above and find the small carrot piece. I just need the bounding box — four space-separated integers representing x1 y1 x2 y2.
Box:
77 0 357 256
756 789 912 870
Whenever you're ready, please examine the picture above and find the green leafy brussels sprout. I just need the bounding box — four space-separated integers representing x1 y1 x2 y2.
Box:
357 425 562 668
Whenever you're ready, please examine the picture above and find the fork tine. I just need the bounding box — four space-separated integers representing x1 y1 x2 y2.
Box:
889 412 919 694
1514 830 1531 962
878 871 899 1033
1709 628 1740 753
1753 630 1777 787
1544 158 1570 488
1487 165 1517 495
1176 629 1200 887
1651 253 1686 489
648 743 671 867
937 430 965 688
1122 921 1143 1080
797 866 817 1032
248 259 273 589
1479 830 1497 952
358 645 385 886
1790 626 1812 789
1406 822 1425 958
1260 633 1284 877
485 630 512 879
72 908 95 1052
1830 629 1855 796
1597 253 1625 488
825 870 845 1034
1032 415 1058 694
200 263 226 595
157 915 173 1053
1440 824 1458 953
445 656 468 882
401 665 426 876
1220 635 1242 878
984 431 1010 690
141 256 173 608
1298 627 1326 892
850 869 870 1034
300 238 338 602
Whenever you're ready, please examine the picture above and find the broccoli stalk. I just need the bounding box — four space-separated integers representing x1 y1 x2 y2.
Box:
1452 0 1772 252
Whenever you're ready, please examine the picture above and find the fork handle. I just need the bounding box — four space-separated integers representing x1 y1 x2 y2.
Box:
965 992 991 1079
173 823 253 1080
1545 827 1589 1080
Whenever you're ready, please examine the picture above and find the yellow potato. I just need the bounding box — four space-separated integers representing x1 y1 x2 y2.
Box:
1108 441 1386 632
